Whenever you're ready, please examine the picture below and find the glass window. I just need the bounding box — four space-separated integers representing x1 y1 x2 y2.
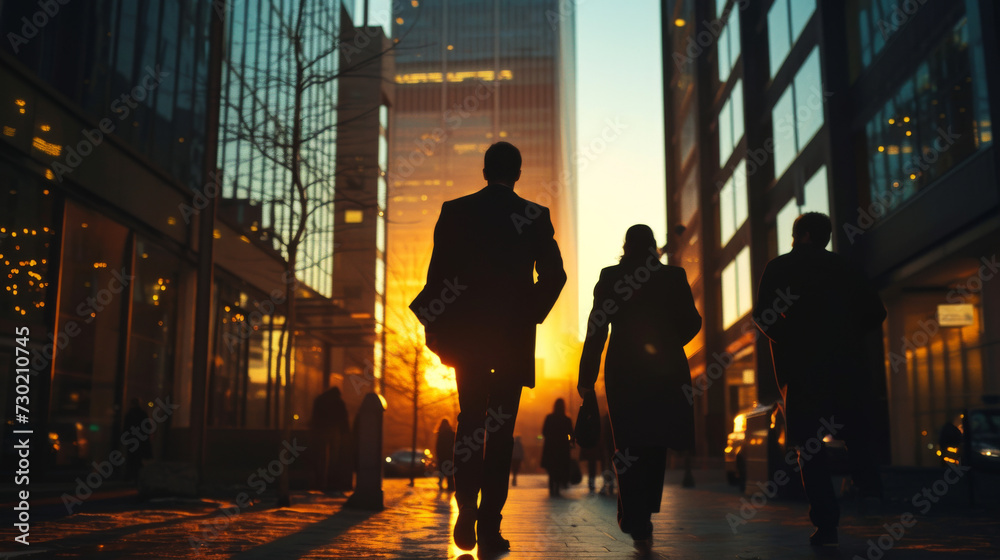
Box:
789 0 815 46
776 166 831 255
52 202 130 465
720 177 735 244
861 12 992 219
718 15 741 85
793 48 823 148
772 46 824 181
722 246 753 329
718 80 743 169
767 0 791 77
719 161 749 247
719 99 733 169
772 86 796 177
769 0 815 77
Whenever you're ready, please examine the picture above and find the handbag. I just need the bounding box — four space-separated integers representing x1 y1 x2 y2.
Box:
574 391 600 449
569 458 583 485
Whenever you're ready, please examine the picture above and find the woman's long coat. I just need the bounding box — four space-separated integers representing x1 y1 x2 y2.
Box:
579 260 702 451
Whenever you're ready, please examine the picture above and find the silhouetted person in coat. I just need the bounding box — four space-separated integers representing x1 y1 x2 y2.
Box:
753 212 886 546
411 141 566 554
435 418 456 492
309 386 352 494
510 436 524 487
541 398 574 497
578 225 701 556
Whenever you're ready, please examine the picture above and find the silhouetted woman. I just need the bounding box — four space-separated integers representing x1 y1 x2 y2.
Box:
541 398 574 497
435 418 456 491
578 225 701 555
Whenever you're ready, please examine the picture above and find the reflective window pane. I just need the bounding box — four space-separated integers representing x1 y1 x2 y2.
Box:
768 0 791 77
772 86 796 177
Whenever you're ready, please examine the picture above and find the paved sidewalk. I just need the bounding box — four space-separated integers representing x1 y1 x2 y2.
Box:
1 472 997 559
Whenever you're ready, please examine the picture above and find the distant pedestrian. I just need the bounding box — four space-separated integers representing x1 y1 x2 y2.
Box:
511 436 524 487
578 225 702 556
435 418 456 492
753 212 886 546
579 427 603 493
541 398 574 497
309 386 352 494
122 398 152 482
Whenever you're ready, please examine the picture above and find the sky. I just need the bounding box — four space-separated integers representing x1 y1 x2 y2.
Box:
574 0 667 338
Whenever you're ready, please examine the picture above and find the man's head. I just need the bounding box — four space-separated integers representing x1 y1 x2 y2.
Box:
483 141 522 186
792 212 832 248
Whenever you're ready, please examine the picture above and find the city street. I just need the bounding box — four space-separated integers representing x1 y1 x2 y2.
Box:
1 471 997 559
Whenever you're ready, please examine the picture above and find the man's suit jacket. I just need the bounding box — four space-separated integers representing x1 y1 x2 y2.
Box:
752 245 886 439
411 183 566 388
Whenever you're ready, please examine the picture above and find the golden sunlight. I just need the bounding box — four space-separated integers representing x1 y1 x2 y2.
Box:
423 355 456 392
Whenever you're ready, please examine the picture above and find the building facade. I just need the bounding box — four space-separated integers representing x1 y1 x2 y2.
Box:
0 0 390 482
387 0 579 395
662 0 1000 466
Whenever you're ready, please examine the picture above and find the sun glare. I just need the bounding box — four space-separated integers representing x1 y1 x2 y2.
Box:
424 356 456 392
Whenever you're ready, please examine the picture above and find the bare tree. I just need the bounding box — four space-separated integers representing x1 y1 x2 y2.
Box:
218 0 402 505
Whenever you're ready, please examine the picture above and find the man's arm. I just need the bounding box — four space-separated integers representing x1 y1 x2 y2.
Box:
411 202 456 327
752 260 787 343
530 207 567 324
671 268 702 345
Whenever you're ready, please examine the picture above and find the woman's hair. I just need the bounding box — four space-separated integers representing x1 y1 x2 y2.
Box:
620 224 658 263
553 398 566 415
437 418 452 431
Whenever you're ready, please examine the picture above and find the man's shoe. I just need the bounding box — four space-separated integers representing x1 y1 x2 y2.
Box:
633 537 653 557
809 526 838 546
477 533 510 556
453 508 477 551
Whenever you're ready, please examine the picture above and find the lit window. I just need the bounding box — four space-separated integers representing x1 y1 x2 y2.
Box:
722 246 753 330
776 166 830 255
345 209 364 223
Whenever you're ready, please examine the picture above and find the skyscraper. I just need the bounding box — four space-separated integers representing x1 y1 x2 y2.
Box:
662 0 999 467
388 0 578 390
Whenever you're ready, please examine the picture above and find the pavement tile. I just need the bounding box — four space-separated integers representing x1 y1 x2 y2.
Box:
0 472 997 559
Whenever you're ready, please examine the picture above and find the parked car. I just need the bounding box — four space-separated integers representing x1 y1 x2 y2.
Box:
938 407 1000 471
725 412 748 490
384 448 433 478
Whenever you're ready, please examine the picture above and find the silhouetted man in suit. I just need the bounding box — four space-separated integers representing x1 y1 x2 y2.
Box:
753 212 886 547
411 142 566 554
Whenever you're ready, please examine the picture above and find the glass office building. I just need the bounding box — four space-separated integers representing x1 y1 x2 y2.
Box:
387 0 578 385
663 0 1000 466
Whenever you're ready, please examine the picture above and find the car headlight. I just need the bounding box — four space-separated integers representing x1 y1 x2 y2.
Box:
976 446 1000 457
